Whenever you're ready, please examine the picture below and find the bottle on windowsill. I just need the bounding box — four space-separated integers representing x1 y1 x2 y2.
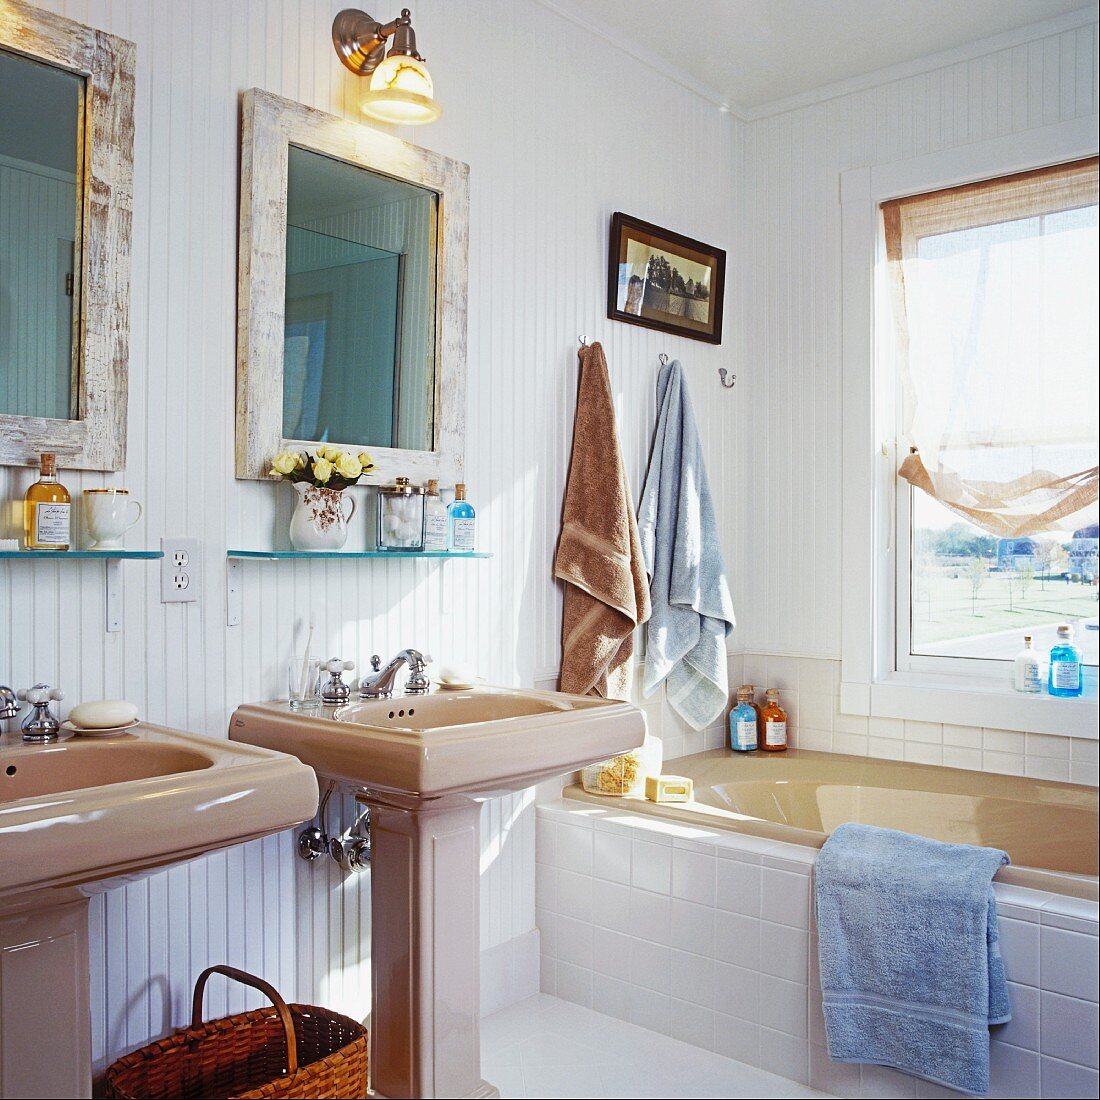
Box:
1012 635 1042 694
23 452 71 551
760 688 788 752
1048 624 1082 699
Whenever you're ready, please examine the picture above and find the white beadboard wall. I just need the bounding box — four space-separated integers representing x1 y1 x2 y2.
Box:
0 0 737 1070
734 13 1099 658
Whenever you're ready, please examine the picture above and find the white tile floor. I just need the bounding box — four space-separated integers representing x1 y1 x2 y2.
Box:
481 994 834 1099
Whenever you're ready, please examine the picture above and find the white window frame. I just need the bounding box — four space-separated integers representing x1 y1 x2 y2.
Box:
839 116 1099 739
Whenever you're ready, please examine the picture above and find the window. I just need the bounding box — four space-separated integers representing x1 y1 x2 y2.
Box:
881 158 1099 677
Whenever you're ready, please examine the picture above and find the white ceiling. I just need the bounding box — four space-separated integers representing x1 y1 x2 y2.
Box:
575 0 1092 110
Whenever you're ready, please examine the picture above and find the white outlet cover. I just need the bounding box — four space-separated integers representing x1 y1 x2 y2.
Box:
161 537 201 603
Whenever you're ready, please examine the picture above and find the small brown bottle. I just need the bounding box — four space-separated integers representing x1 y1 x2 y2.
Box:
23 452 71 551
760 688 788 752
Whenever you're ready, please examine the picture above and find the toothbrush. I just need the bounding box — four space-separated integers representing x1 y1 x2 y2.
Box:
299 617 315 699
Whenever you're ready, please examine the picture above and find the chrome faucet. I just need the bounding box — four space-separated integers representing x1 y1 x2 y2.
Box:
1 685 18 723
359 649 432 698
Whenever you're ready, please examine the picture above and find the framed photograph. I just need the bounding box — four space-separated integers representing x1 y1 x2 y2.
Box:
607 212 725 344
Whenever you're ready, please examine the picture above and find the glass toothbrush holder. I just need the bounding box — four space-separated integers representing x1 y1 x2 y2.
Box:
289 655 321 711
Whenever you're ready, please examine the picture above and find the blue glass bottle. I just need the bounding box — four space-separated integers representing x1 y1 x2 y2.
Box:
729 686 759 752
447 482 476 552
1048 624 1082 698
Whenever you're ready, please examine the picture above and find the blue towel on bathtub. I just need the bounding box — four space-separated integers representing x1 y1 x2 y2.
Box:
815 823 1010 1097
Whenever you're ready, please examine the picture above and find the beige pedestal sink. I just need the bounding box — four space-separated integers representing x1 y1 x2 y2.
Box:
0 725 318 1100
231 685 645 1100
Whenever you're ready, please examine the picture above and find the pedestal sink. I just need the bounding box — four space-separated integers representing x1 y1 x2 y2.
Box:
231 686 645 1099
0 726 318 1099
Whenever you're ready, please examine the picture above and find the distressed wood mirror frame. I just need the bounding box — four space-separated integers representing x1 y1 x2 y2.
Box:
235 88 470 483
0 1 135 470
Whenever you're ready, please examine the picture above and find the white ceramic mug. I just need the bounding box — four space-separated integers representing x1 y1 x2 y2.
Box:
83 489 142 549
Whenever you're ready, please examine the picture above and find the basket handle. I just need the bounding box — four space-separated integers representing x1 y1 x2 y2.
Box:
191 965 298 1076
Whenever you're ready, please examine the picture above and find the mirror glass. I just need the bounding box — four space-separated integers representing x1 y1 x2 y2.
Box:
0 48 84 421
284 145 437 452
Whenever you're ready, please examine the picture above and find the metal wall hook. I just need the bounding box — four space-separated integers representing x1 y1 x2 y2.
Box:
658 353 669 366
578 334 588 347
718 368 736 389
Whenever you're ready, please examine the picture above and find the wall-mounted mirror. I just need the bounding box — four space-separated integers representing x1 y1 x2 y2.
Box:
236 89 469 483
0 1 135 470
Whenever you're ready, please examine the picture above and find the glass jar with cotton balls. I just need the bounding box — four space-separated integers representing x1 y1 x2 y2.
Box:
376 477 426 551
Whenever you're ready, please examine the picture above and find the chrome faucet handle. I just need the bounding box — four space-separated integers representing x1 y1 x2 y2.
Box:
320 659 355 706
17 683 63 742
371 655 382 672
405 653 432 695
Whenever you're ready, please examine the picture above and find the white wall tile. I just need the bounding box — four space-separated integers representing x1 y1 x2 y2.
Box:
670 898 717 956
593 830 632 886
761 868 811 928
716 857 762 916
998 982 1041 1051
1040 992 1099 1068
672 848 717 907
1040 1055 1099 1099
1040 928 1100 1002
758 974 809 1039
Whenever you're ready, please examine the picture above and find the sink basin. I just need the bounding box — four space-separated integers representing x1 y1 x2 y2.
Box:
231 684 643 1100
231 685 644 796
0 723 318 1100
1 739 212 800
0 725 318 903
335 690 573 730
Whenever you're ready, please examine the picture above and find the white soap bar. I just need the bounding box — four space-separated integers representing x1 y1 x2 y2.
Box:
68 699 138 729
438 664 476 685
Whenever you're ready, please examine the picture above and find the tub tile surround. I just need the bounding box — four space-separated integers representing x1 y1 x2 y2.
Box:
536 800 1100 1099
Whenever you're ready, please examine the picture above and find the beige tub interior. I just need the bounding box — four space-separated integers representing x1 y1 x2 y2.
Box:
565 748 1099 900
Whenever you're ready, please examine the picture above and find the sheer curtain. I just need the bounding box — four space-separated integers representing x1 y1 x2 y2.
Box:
883 156 1099 539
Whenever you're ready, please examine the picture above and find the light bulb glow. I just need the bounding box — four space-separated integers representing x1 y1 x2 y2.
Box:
360 55 442 125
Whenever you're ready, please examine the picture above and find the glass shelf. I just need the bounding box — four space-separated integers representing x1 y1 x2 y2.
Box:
0 549 163 560
225 549 491 560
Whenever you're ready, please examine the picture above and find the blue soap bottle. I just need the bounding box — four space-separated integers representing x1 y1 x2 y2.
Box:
729 685 760 752
447 482 476 552
1048 624 1082 698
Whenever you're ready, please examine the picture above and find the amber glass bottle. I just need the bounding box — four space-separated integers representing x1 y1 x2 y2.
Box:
23 452 71 550
760 688 788 752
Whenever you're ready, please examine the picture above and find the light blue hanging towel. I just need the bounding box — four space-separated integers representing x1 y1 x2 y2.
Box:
815 823 1011 1097
637 360 735 730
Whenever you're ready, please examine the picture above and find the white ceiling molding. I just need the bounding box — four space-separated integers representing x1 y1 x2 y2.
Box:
532 0 739 116
534 1 1097 124
739 4 1098 121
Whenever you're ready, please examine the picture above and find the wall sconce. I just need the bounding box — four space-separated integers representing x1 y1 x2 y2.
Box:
332 7 442 125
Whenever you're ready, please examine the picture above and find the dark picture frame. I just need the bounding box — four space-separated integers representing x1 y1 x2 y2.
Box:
606 212 725 344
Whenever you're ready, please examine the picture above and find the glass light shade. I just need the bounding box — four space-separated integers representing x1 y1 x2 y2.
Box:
360 55 442 125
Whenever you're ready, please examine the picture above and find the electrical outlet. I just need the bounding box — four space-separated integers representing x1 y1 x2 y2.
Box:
161 538 201 603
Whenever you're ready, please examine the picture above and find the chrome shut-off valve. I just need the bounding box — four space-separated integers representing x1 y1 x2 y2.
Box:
18 683 64 742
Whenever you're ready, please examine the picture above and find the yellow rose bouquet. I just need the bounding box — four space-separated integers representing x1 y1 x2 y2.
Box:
268 447 376 490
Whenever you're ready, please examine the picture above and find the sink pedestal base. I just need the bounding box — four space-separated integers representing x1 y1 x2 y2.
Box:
0 893 90 1100
361 791 499 1100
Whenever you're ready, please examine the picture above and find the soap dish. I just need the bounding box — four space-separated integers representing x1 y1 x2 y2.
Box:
433 678 481 691
62 718 140 738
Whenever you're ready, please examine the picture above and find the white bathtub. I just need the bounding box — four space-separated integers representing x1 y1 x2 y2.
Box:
535 749 1099 1098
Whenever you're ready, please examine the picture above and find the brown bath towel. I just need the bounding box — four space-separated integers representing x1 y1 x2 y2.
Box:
554 342 651 699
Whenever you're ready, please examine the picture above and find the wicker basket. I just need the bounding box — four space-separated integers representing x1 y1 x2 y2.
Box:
103 966 368 1100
